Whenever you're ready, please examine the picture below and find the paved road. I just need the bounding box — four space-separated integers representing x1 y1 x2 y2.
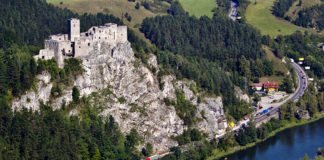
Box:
255 62 308 123
229 1 238 21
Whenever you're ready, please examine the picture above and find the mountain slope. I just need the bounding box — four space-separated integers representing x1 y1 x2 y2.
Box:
12 41 227 153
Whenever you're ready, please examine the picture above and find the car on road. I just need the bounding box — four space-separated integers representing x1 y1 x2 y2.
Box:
259 106 263 110
271 100 278 103
269 106 274 110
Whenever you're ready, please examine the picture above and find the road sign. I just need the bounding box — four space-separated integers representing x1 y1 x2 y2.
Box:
308 78 314 81
299 58 304 61
305 66 310 70
298 62 303 65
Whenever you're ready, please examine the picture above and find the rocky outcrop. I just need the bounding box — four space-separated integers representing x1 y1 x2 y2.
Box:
11 41 227 153
174 80 227 138
235 86 250 103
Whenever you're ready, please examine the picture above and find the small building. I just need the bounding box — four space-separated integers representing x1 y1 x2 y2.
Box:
263 81 279 91
218 117 228 129
251 83 263 91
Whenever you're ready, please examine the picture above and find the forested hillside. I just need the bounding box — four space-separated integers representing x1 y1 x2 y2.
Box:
272 0 324 31
141 15 263 61
294 4 324 30
141 13 275 120
272 0 296 18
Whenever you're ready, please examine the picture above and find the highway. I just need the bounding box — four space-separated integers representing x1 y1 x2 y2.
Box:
255 61 308 123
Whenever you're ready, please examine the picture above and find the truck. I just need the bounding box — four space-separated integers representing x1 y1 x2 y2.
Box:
263 109 269 114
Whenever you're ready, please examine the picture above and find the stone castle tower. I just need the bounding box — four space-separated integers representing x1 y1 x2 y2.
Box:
68 18 80 42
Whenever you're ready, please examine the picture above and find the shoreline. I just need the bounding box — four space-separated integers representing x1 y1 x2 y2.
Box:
207 113 324 160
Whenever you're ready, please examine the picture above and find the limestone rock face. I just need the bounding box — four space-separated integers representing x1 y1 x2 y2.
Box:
235 86 250 103
12 73 52 110
174 80 227 138
11 41 227 153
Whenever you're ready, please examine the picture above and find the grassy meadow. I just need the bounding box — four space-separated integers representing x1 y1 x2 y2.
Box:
179 0 217 18
259 46 289 83
245 0 314 37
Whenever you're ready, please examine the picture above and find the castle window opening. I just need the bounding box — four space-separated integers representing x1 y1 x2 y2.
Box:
99 37 101 39
88 43 90 46
79 46 81 48
42 56 44 59
59 38 61 40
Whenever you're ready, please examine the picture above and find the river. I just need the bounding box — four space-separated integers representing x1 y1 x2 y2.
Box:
222 118 324 160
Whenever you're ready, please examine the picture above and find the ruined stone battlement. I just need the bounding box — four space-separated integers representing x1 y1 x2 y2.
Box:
34 18 127 68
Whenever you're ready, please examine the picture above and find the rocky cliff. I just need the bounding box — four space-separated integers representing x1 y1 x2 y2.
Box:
12 41 227 153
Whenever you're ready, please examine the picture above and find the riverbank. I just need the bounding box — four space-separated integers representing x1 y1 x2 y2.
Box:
207 113 324 160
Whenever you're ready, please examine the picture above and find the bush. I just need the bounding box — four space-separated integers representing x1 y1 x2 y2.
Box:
135 2 140 9
72 86 80 103
118 97 126 103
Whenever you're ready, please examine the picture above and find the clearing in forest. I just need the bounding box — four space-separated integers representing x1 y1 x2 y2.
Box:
179 0 217 18
245 0 313 37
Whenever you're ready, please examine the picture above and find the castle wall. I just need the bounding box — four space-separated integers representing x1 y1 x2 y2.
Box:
35 49 54 60
74 38 92 57
117 26 127 44
49 34 68 41
53 41 73 68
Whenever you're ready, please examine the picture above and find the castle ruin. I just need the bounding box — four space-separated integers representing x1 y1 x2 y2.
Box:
35 18 127 68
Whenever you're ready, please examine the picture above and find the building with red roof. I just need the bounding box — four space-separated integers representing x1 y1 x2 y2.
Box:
263 81 279 91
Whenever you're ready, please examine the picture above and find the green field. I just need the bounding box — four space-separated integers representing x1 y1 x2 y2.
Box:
259 46 288 83
245 0 314 37
179 0 217 18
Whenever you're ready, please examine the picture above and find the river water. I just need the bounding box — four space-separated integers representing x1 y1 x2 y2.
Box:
222 118 324 160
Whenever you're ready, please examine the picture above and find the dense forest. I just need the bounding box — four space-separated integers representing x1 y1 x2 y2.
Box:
294 4 324 31
141 15 263 62
0 98 145 159
272 0 296 18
